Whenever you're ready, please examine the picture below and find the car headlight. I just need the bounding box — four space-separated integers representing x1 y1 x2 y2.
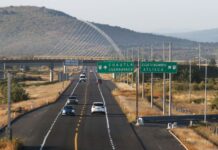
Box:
62 110 66 113
72 110 75 113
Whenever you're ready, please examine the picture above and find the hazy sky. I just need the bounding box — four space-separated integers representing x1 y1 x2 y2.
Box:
0 0 218 33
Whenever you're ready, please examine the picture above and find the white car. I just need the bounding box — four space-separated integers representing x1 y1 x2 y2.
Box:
91 102 106 114
79 74 87 82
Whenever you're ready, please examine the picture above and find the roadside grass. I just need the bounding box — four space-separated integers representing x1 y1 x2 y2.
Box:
0 138 22 150
105 78 218 150
171 127 218 150
192 124 218 147
111 82 162 122
0 81 70 128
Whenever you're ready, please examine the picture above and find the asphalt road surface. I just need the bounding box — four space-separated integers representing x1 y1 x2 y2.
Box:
4 68 185 150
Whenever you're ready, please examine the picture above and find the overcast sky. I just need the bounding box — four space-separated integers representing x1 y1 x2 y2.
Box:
0 0 218 33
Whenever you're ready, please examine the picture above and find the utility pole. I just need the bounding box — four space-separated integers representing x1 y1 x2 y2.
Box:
7 72 12 140
198 43 201 69
132 48 134 88
204 59 208 123
150 46 153 108
189 60 192 103
135 48 140 120
168 43 172 116
162 43 166 115
126 49 129 85
142 48 145 99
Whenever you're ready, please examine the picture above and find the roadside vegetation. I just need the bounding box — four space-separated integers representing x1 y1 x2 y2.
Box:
0 66 74 127
0 138 22 150
101 61 218 150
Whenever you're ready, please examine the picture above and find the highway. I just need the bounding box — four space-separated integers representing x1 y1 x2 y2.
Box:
4 67 185 150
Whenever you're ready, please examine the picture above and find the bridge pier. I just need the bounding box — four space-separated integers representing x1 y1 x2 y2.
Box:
49 64 54 82
63 64 67 74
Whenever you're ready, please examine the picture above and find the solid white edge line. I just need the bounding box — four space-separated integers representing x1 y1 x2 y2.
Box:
169 130 189 150
94 72 116 150
40 81 79 150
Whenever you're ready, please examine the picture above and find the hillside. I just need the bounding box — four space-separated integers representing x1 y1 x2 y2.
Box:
168 28 218 43
0 6 217 60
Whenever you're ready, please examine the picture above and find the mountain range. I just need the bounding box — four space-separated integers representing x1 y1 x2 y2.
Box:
168 28 218 43
0 6 217 60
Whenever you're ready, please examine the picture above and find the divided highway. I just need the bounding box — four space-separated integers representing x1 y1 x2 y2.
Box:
4 67 185 150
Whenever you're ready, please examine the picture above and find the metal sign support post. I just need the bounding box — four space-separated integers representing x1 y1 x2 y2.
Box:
150 46 153 108
168 43 172 116
142 73 144 99
204 59 208 123
162 43 166 115
189 60 192 103
136 48 139 121
131 48 134 87
7 72 12 140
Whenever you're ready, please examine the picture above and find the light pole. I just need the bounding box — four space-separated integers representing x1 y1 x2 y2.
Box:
200 57 208 123
135 48 140 120
189 59 192 103
150 46 154 108
162 43 166 115
7 72 12 140
131 48 134 88
168 43 172 116
193 56 208 123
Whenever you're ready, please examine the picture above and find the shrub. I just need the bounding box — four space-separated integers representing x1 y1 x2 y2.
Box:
211 97 218 110
0 79 29 103
191 98 204 104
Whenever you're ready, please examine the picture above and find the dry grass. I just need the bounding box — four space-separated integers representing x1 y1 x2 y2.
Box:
0 81 70 128
194 125 218 146
0 138 22 150
99 73 114 80
172 128 218 150
112 82 162 122
111 81 218 150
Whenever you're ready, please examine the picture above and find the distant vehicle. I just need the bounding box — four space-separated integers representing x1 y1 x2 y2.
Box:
67 95 79 105
91 102 105 114
61 105 75 116
81 72 86 76
79 74 87 82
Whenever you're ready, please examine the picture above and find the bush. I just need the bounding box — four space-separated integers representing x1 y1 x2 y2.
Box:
211 97 218 110
191 98 204 104
173 83 188 91
0 79 29 103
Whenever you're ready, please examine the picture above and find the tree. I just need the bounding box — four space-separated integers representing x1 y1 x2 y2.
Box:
209 58 216 66
0 79 29 103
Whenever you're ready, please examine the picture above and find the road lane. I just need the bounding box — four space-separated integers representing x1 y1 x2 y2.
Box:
2 67 186 150
10 79 79 150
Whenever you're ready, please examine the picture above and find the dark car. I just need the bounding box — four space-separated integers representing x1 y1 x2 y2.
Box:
67 95 79 105
61 105 75 116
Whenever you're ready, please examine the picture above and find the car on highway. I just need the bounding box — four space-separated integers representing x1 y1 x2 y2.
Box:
67 95 79 105
61 105 75 116
79 74 87 82
91 102 105 114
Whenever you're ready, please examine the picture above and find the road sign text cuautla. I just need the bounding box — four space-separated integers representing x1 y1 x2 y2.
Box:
97 61 134 73
140 62 178 74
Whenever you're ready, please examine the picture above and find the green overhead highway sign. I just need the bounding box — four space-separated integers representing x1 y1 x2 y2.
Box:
97 61 134 73
140 62 178 74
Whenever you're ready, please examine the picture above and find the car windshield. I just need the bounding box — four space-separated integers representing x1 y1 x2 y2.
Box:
94 103 104 106
64 106 73 109
69 96 76 99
